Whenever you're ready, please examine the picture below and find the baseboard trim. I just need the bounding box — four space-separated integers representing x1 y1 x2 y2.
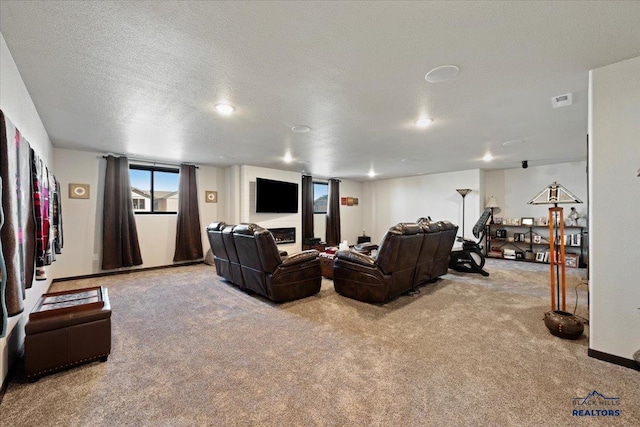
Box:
52 260 204 283
588 348 639 371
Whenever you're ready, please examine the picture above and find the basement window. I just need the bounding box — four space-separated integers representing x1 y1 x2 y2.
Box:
129 165 179 214
313 182 328 214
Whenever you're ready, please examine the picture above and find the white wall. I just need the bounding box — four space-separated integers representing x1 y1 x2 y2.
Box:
52 148 226 278
361 169 482 244
485 162 588 221
240 166 303 253
0 33 57 384
588 56 640 362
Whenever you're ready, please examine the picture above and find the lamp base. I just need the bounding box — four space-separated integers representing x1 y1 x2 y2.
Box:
544 310 584 340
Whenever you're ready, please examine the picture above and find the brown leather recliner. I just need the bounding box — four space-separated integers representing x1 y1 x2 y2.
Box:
221 224 245 287
206 222 232 282
333 223 424 303
432 221 458 278
414 220 443 285
231 223 322 302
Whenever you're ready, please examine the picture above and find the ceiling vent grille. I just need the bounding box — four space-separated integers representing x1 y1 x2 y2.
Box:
552 93 573 108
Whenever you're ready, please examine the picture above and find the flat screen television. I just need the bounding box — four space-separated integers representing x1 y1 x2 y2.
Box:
255 178 299 213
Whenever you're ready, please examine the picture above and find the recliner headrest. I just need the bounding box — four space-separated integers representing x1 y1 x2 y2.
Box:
222 224 236 234
419 221 440 233
233 223 261 235
437 221 456 231
390 223 421 235
207 221 226 231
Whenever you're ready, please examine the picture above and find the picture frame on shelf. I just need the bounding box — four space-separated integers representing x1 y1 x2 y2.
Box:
495 229 507 239
535 217 548 226
533 235 542 244
521 217 534 226
565 253 579 268
494 216 503 225
535 252 545 262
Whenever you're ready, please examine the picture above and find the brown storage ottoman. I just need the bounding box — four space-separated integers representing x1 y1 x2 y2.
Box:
25 286 111 380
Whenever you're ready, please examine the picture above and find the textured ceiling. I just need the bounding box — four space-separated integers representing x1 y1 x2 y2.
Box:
1 1 639 180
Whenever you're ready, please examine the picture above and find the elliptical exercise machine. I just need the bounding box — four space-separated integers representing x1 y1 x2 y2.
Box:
448 208 491 277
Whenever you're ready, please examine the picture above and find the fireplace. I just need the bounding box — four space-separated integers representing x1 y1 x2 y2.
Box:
268 227 296 245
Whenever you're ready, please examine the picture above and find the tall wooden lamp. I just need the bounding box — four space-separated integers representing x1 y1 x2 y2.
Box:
529 182 585 339
528 181 583 312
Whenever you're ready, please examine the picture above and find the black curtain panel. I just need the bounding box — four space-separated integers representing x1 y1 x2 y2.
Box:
174 164 203 262
326 178 342 246
302 175 314 240
102 156 143 269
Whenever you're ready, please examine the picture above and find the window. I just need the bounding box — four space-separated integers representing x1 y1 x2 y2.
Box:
129 165 179 214
313 182 328 214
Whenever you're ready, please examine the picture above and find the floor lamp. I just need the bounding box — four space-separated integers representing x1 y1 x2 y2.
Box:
529 182 584 339
456 189 471 238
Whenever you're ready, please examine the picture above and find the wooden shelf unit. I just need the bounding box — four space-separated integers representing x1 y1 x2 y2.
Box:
485 224 587 267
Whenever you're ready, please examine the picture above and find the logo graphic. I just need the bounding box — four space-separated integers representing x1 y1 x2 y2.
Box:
572 390 621 417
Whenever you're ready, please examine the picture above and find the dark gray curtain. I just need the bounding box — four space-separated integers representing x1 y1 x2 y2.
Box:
102 156 143 269
174 164 203 261
326 178 341 246
302 175 314 240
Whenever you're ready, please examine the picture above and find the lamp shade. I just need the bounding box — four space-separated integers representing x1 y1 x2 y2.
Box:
456 189 472 197
528 182 582 205
486 196 499 208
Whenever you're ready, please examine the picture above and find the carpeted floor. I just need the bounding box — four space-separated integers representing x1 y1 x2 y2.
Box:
1 259 638 426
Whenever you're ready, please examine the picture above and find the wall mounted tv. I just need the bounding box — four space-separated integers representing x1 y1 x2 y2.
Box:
255 178 299 213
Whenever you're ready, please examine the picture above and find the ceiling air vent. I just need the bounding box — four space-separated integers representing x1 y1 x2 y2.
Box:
552 93 573 108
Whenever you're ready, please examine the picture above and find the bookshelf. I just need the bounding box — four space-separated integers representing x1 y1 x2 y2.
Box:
485 224 587 267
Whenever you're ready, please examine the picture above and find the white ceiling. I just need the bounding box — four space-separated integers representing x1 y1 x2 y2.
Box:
1 1 639 181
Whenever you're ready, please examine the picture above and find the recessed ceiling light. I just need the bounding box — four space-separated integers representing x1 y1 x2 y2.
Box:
291 125 311 133
214 103 235 115
425 65 460 83
368 170 376 178
483 153 494 162
415 118 433 128
284 152 293 163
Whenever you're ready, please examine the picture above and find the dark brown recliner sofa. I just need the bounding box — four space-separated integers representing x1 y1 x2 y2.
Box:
333 221 457 303
207 222 322 302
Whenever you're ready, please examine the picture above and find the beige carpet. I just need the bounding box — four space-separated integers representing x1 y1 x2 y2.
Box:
1 260 638 426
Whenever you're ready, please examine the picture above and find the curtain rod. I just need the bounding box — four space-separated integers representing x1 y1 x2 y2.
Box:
101 154 198 169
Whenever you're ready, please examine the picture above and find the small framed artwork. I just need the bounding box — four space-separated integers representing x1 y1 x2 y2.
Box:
341 197 347 206
347 197 354 206
353 198 358 206
494 217 503 225
533 235 542 244
495 229 507 239
512 218 521 226
69 183 90 199
565 253 579 268
205 191 218 203
535 217 548 226
521 217 534 226
535 252 546 262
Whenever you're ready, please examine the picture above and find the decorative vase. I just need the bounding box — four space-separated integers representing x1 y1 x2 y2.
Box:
544 310 584 340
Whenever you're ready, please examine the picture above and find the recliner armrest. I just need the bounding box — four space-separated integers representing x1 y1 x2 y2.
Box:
336 250 376 267
354 243 378 253
280 250 319 266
